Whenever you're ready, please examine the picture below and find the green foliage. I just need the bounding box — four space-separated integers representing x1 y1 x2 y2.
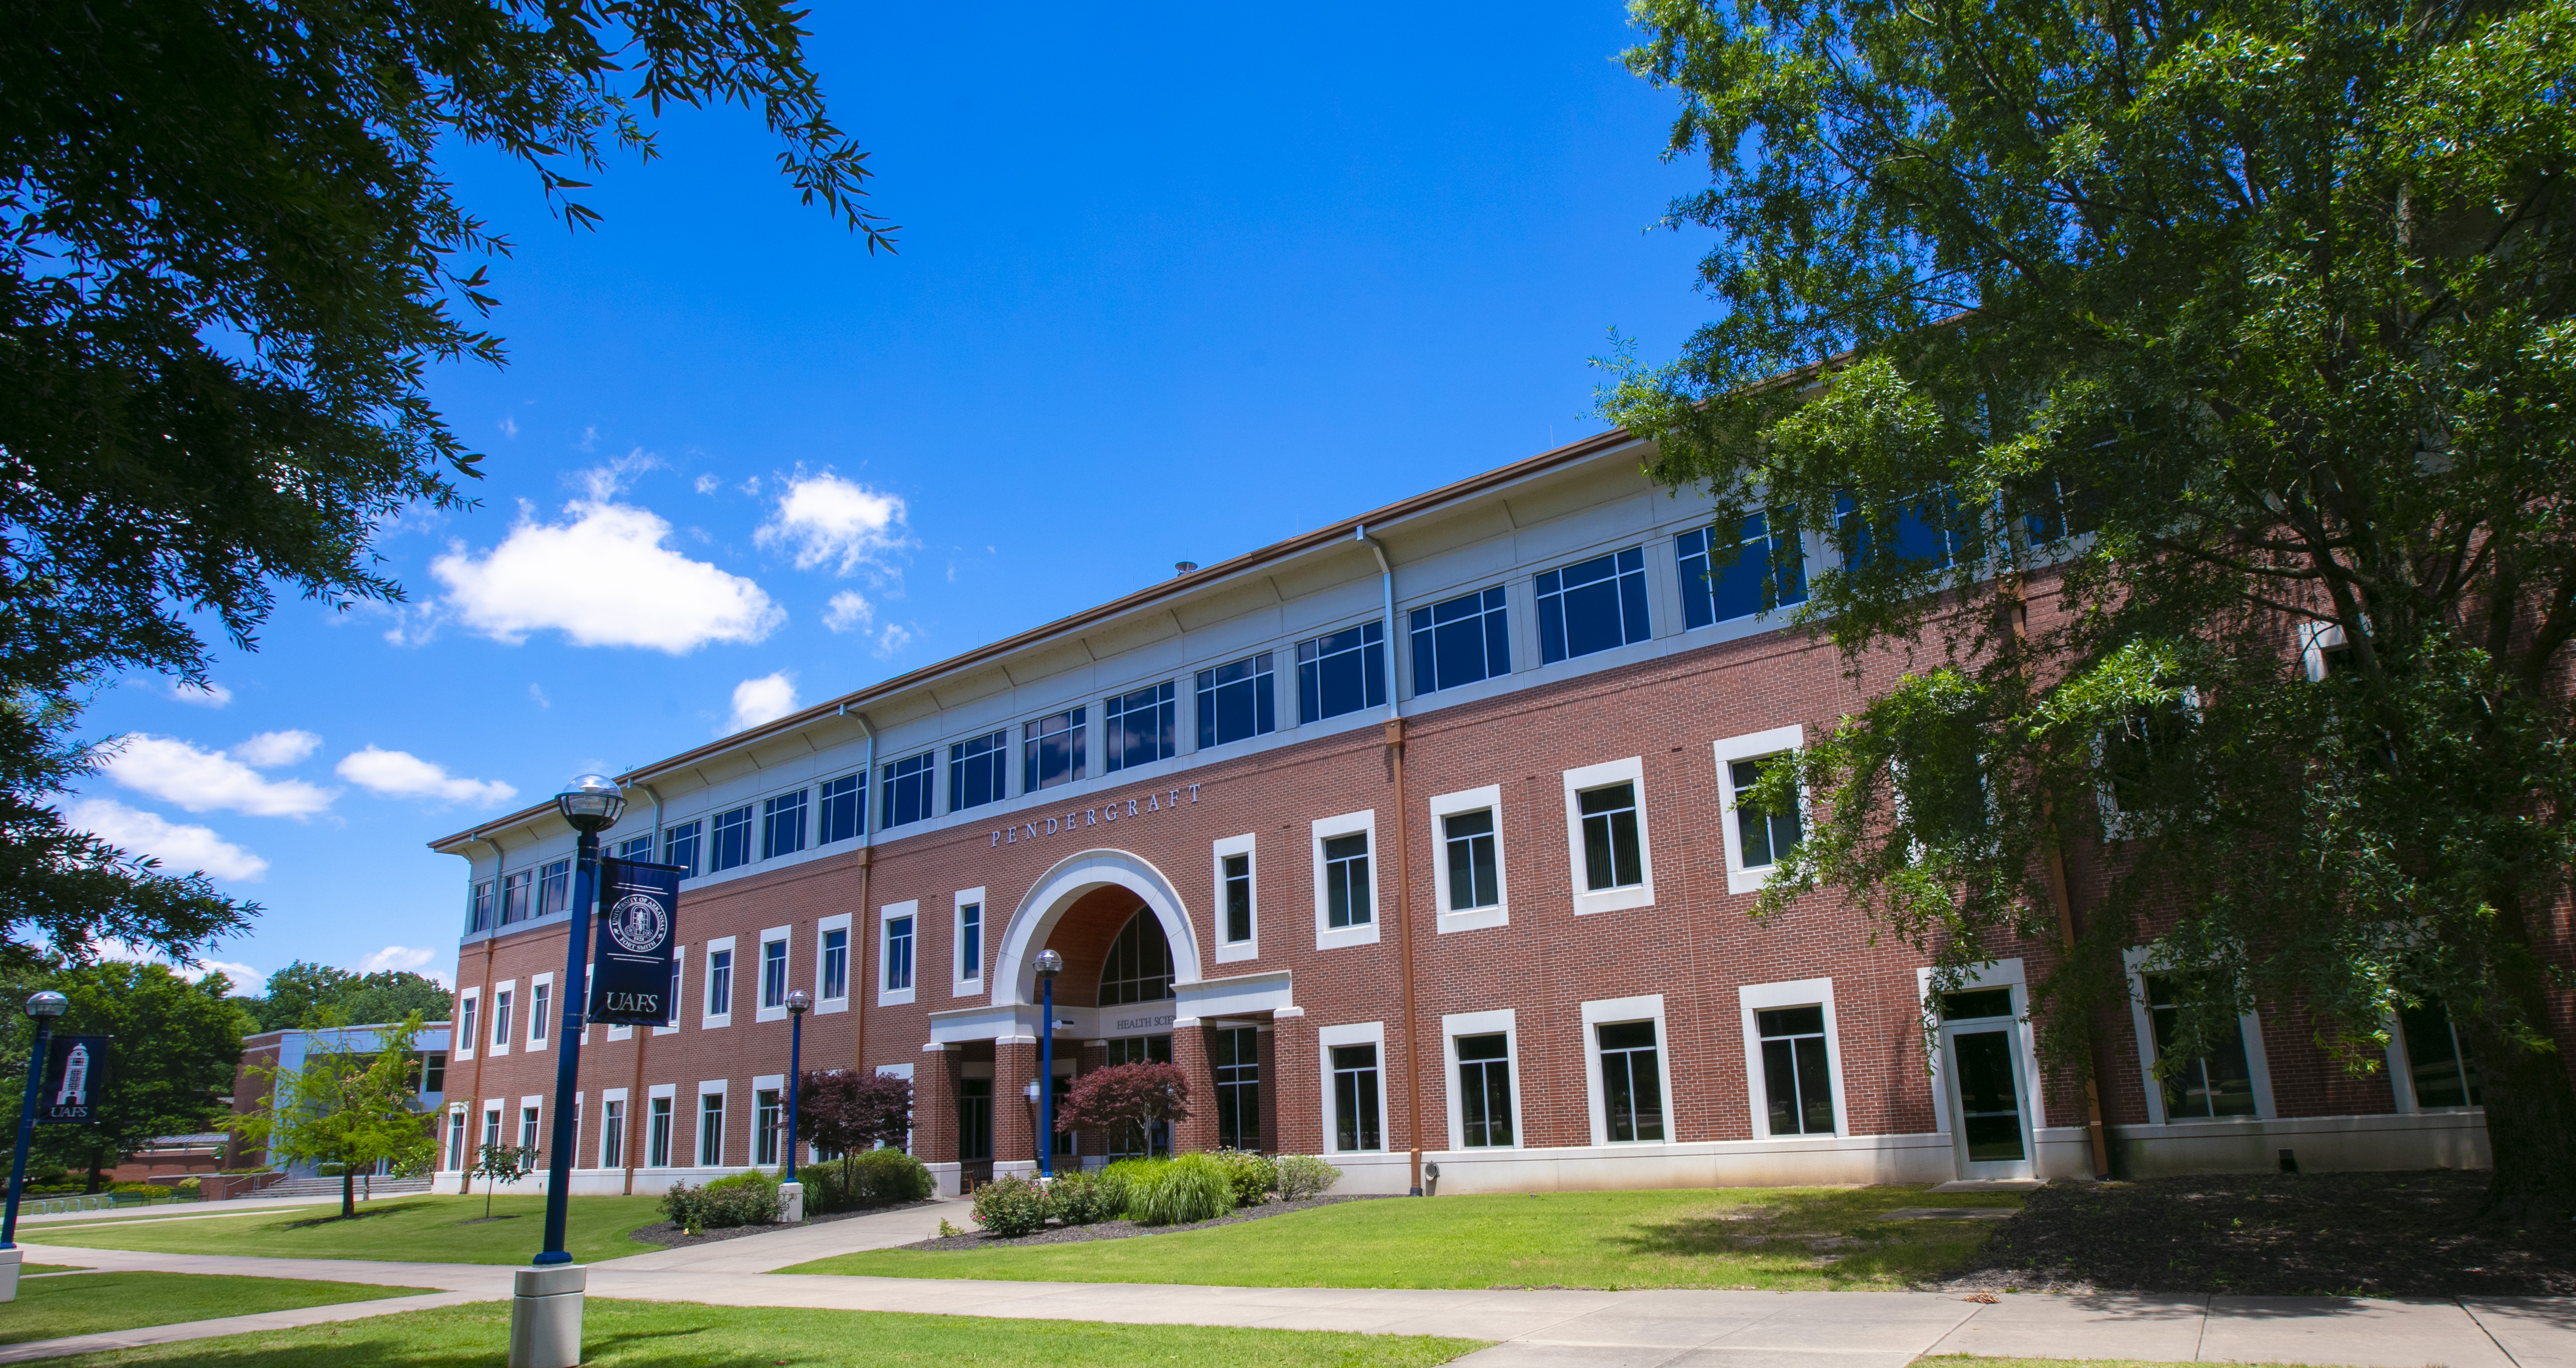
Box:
239 963 452 1034
228 1011 438 1217
1272 1154 1341 1202
1097 1157 1157 1217
1126 1153 1237 1227
1207 1149 1278 1206
1045 1169 1116 1226
663 1172 783 1233
969 1174 1052 1237
0 960 254 1191
108 1183 173 1199
1607 0 2576 1216
801 1151 935 1215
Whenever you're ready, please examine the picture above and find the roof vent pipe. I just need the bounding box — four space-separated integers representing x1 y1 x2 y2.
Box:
1174 561 1198 577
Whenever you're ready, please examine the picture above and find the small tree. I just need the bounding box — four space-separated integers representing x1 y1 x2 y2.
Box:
1057 1063 1190 1157
225 1010 437 1218
797 1070 910 1195
469 1143 540 1221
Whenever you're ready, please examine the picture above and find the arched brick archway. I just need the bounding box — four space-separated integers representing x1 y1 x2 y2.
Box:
991 848 1199 1009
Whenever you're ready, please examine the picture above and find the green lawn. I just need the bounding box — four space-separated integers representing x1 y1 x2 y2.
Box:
793 1185 2022 1290
22 1265 90 1274
0 1270 432 1345
22 1195 670 1266
41 1298 1484 1367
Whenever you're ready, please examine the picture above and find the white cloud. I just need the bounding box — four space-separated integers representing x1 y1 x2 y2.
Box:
578 424 598 453
498 416 519 439
359 945 445 985
726 672 800 734
100 734 335 817
67 798 269 881
430 499 783 653
528 683 552 710
755 473 908 576
335 747 518 807
576 448 660 501
229 730 321 768
167 682 232 708
876 624 915 658
823 591 875 634
694 474 721 496
92 938 263 986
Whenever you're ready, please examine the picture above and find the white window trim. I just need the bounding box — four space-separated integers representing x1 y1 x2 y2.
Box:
1317 1020 1389 1154
655 944 685 1037
755 924 793 1022
1561 757 1655 915
815 912 853 1014
879 901 919 1006
696 1080 729 1168
518 1093 544 1152
1580 994 1673 1147
1713 724 1806 896
454 988 479 1062
952 887 987 997
488 979 516 1057
1311 810 1382 950
701 937 737 1030
751 1073 786 1167
1913 958 2045 1134
1212 835 1259 963
2300 620 2347 683
2122 948 2275 1125
526 973 554 1052
1737 978 1849 1139
1441 1008 1520 1151
597 1088 629 1169
1428 785 1509 933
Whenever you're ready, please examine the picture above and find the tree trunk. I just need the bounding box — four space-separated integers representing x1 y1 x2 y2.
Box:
342 1166 356 1219
2463 894 2576 1226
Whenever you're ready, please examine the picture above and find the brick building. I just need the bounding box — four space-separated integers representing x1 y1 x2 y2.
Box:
430 429 2502 1198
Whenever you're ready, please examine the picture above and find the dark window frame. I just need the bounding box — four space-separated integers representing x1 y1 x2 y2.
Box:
1536 546 1651 665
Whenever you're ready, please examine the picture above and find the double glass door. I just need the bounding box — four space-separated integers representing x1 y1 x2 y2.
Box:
1939 989 2034 1180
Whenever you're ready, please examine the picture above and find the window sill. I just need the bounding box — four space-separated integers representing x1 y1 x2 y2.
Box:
814 998 849 1015
1438 905 1509 934
701 1016 731 1030
950 978 982 1000
879 989 917 1007
1213 938 1260 965
755 1006 787 1023
1573 884 1654 916
1316 921 1381 951
1725 864 1781 897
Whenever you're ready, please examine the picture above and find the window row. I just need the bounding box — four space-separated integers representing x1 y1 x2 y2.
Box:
447 1074 851 1174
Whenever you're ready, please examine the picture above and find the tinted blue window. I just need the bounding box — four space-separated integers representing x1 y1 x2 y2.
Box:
881 751 935 829
1680 511 1809 629
1196 653 1275 748
1408 586 1509 695
1105 681 1176 772
948 730 1007 811
661 820 701 877
760 789 807 860
1536 547 1650 664
709 805 753 871
1024 707 1086 791
1297 622 1386 724
817 773 862 843
1836 489 1962 569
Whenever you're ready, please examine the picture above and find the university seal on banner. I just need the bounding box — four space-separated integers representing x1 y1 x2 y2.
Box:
605 893 669 954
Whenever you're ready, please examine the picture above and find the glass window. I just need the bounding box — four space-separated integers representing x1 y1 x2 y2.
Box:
1409 586 1510 695
2401 997 2482 1109
601 1098 624 1168
1215 1026 1260 1151
1443 809 1500 910
1835 488 1964 570
530 982 550 1043
2020 472 2100 544
822 928 849 1001
2143 976 2258 1119
501 870 532 924
698 1093 725 1167
613 834 654 862
1942 988 2015 1020
447 1110 468 1169
648 1097 673 1168
1332 1043 1382 1151
1098 910 1174 1005
1106 1034 1173 1065
482 1105 501 1153
881 752 935 829
1536 547 1650 664
537 859 571 916
1729 757 1803 869
421 1052 446 1093
661 820 702 878
1196 652 1277 749
1578 783 1644 891
755 1089 782 1166
1298 623 1387 724
710 806 753 872
762 790 807 860
1597 1020 1665 1142
469 881 494 932
1757 1005 1836 1135
948 730 1008 812
708 949 733 1017
1023 708 1087 792
1323 832 1371 929
958 902 982 982
459 997 479 1052
491 990 514 1049
1679 511 1808 629
521 1105 540 1152
1456 1032 1515 1148
958 1077 993 1161
1105 681 1177 772
884 916 914 993
817 774 862 844
761 939 788 1009
1222 853 1253 943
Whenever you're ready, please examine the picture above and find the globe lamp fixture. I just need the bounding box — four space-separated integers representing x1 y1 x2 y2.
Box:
785 989 812 1016
1032 950 1064 980
554 775 626 833
23 992 65 1020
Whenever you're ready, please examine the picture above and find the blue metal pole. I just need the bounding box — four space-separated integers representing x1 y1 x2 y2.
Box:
782 1012 801 1184
2 1019 54 1249
1038 976 1054 1178
534 829 598 1265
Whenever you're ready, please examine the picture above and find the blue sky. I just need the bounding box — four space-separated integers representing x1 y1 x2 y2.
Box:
70 0 1718 989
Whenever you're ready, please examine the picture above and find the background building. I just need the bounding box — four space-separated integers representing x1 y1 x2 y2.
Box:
228 1022 451 1178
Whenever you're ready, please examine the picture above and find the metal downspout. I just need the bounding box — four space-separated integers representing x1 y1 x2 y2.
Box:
847 705 877 1074
1356 525 1423 1196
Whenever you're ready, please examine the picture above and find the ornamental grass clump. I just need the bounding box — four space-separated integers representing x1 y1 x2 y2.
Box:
1273 1153 1341 1201
1126 1152 1236 1226
971 1173 1051 1237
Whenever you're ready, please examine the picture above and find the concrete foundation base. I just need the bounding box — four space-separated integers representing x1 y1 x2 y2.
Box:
779 1181 803 1223
507 1264 585 1368
0 1246 20 1303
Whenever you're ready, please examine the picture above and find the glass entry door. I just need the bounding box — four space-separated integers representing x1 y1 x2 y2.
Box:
1939 989 2034 1180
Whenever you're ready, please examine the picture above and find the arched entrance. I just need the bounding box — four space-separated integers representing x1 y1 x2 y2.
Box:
990 849 1200 1008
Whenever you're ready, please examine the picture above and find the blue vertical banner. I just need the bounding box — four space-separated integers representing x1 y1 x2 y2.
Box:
589 859 682 1026
37 1036 108 1124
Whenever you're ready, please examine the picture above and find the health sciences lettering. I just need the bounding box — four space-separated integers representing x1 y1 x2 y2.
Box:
992 784 1201 847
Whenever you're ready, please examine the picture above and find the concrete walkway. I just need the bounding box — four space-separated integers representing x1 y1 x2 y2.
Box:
9 1199 2570 1368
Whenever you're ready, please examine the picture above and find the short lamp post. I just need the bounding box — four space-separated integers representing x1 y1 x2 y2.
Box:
1033 950 1062 1178
0 991 68 1301
780 989 810 1222
510 775 623 1368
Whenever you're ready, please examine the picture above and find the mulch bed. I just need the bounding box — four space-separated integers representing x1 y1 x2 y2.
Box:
1937 1169 2576 1297
629 1199 942 1251
898 1193 1393 1250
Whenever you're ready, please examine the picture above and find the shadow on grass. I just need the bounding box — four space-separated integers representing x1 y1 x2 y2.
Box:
283 1201 439 1231
1604 1187 2011 1283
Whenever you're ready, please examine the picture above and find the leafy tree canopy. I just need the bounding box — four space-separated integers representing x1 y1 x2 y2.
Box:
226 1010 439 1216
1605 0 2576 1217
0 960 253 1190
236 961 452 1033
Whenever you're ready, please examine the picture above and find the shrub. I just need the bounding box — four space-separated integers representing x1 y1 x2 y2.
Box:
1127 1152 1236 1226
971 1174 1051 1237
1047 1169 1116 1226
1273 1153 1341 1201
110 1183 173 1199
848 1150 935 1206
662 1172 785 1232
1207 1149 1276 1206
1098 1157 1157 1217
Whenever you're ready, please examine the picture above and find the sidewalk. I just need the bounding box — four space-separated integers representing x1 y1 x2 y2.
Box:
11 1199 2571 1368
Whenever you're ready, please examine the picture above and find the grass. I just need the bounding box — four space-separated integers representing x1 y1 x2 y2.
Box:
22 1195 671 1266
41 1298 1485 1367
0 1270 432 1345
22 1265 89 1274
793 1184 2022 1290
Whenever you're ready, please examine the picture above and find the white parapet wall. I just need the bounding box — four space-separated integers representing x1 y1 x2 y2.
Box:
2112 1109 2489 1178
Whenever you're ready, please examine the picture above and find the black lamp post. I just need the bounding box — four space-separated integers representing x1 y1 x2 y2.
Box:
535 774 622 1265
1033 949 1061 1178
2 991 69 1255
782 989 810 1188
